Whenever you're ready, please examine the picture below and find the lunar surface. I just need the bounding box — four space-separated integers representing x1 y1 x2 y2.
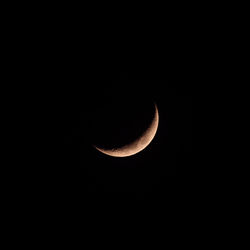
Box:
94 103 159 157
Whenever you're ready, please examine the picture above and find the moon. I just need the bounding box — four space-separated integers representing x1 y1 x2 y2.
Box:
94 103 159 157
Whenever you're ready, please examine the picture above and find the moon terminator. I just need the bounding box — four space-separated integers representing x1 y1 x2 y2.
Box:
94 103 159 157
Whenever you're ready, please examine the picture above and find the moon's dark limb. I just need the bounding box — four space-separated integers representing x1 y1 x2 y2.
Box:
93 103 159 157
90 95 155 144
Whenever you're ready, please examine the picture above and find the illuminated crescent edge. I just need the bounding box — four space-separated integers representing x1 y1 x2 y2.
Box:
94 103 159 157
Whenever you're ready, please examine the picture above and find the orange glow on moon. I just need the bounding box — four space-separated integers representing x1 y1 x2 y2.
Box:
94 103 159 157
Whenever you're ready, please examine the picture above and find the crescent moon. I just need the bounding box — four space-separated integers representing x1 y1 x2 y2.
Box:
94 103 159 157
